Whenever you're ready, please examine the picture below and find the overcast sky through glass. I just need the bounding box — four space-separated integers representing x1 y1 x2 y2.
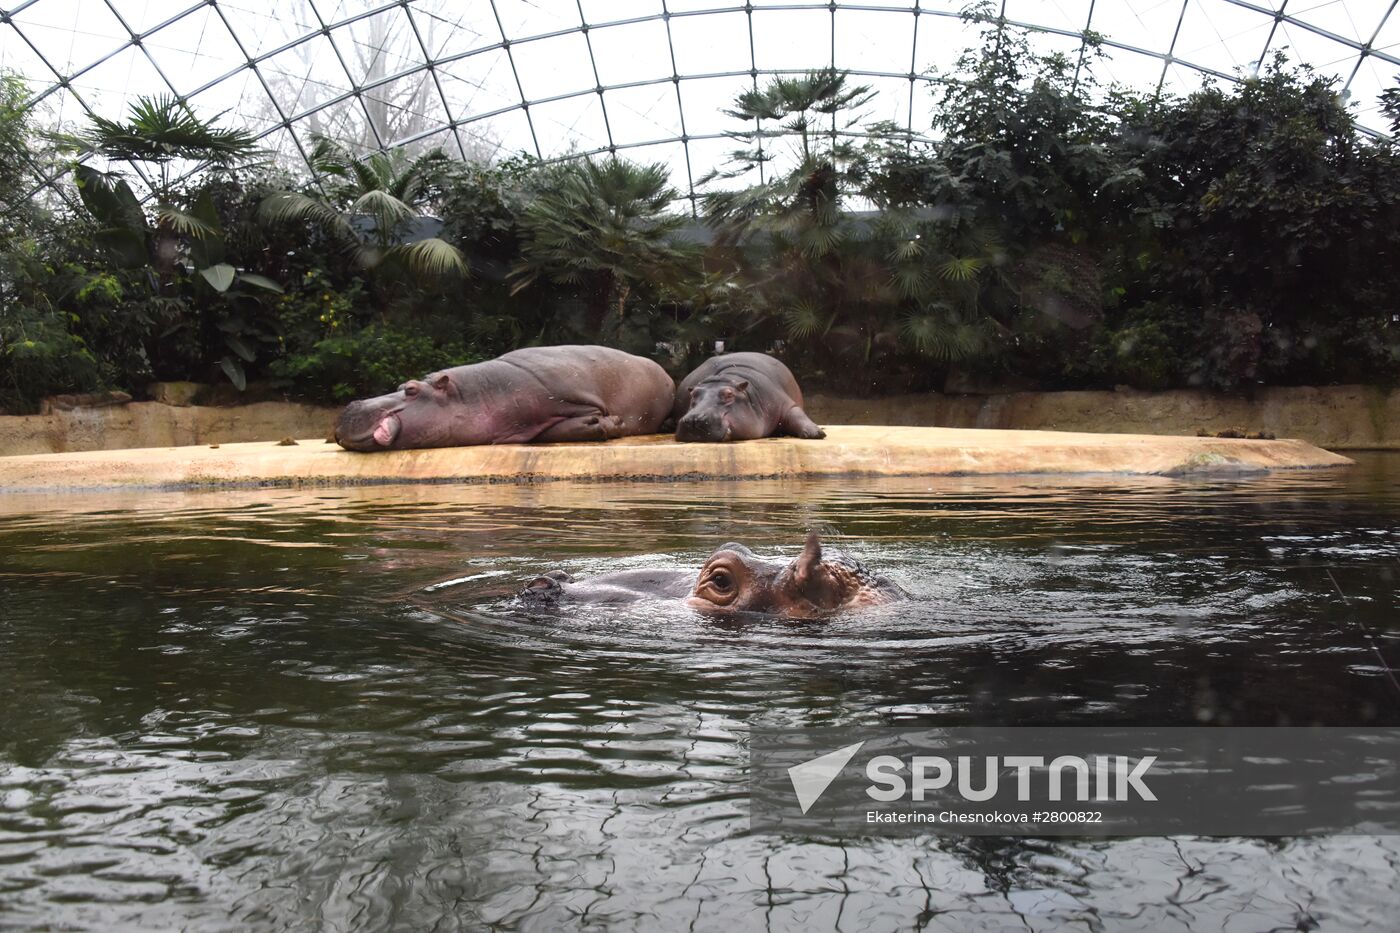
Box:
2 0 1396 208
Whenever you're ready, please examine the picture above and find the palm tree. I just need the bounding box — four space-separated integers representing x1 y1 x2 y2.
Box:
60 95 259 275
509 158 696 333
258 137 466 278
55 95 279 389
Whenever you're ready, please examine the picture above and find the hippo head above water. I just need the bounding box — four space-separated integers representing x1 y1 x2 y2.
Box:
520 532 906 619
335 374 458 451
687 533 902 617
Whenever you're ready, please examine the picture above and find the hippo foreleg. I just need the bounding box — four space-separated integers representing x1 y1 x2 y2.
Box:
534 412 625 442
778 406 826 440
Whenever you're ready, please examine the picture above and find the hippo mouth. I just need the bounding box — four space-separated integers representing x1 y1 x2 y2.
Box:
676 419 733 443
372 412 401 447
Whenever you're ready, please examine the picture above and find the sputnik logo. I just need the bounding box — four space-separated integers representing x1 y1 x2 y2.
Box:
787 741 865 813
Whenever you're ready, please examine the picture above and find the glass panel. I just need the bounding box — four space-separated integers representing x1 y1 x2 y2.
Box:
0 22 60 83
587 19 674 86
751 9 831 72
11 88 79 178
69 44 170 116
1004 0 1093 32
106 0 205 37
189 73 285 136
840 0 920 9
834 9 917 77
9 0 131 76
361 71 452 150
463 107 537 161
291 96 383 153
399 125 459 161
616 140 690 198
1022 25 1090 65
685 134 762 189
1096 47 1168 91
250 125 308 174
508 31 595 102
492 0 582 41
664 0 742 12
527 92 610 155
1171 0 1276 76
329 7 420 85
142 5 250 97
668 11 753 75
914 13 983 75
227 0 322 59
257 34 354 121
1289 0 1374 44
1343 54 1391 135
312 0 405 22
1159 61 1213 99
1089 1 1187 58
678 74 754 136
1272 21 1359 84
578 0 662 25
438 49 525 121
406 3 496 61
859 75 919 131
602 82 684 143
1375 5 1400 53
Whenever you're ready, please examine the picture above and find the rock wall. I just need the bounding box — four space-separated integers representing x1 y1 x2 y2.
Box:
0 401 338 456
1 385 1397 456
806 385 1400 450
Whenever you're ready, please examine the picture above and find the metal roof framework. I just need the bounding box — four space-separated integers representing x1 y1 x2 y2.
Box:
2 0 1396 214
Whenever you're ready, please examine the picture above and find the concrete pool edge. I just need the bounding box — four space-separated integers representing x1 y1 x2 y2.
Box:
0 426 1354 492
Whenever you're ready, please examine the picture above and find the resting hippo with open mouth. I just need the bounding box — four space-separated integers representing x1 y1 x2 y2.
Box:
335 345 674 451
519 532 906 619
673 352 826 442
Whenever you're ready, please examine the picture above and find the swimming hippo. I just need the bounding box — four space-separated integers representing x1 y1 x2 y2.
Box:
673 352 825 442
335 345 674 451
519 532 906 619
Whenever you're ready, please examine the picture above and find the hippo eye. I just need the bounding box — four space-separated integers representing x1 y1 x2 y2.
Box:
402 383 419 398
710 570 733 592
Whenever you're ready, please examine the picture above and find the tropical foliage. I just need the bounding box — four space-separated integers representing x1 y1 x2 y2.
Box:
1 12 1399 413
258 137 467 280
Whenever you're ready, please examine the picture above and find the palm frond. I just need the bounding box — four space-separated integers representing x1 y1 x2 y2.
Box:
385 238 469 278
348 188 418 233
257 191 351 236
80 94 256 165
155 204 219 239
781 301 828 340
938 256 986 282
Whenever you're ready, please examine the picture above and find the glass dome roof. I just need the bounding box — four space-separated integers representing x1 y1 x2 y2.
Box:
3 0 1396 208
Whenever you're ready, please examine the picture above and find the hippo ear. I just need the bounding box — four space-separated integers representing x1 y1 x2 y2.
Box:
791 531 823 587
787 531 845 608
430 373 452 392
733 380 749 395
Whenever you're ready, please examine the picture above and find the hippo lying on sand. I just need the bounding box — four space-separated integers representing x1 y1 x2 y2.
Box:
673 352 825 442
335 345 674 451
520 533 906 619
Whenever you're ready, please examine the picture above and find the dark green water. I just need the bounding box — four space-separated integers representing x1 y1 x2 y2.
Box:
2 455 1399 930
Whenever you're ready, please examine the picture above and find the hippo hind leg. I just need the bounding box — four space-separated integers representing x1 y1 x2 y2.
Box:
534 412 624 442
778 406 826 440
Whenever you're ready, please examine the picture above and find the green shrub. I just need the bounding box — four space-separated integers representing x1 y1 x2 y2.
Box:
270 321 478 403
